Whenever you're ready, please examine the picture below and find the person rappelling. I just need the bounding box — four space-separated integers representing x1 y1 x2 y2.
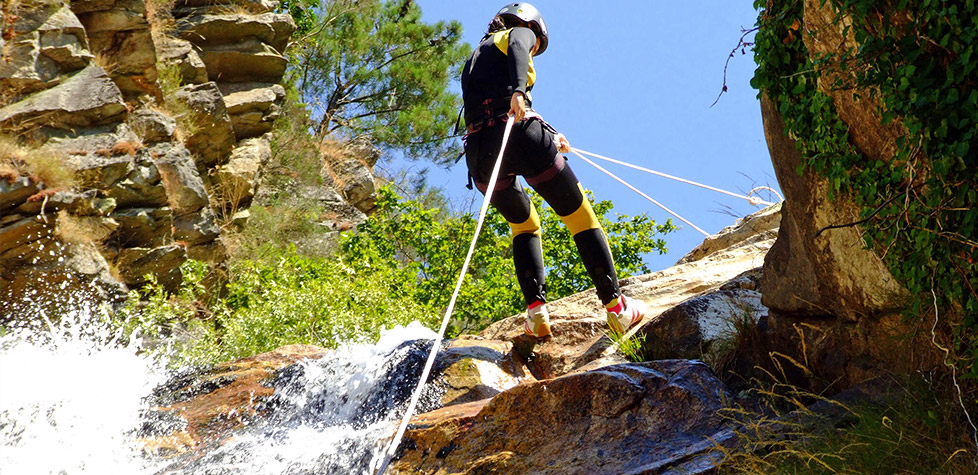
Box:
460 2 648 338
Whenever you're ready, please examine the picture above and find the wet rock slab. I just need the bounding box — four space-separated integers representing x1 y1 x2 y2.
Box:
393 360 734 474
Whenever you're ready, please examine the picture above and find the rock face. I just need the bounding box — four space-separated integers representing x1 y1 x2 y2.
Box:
759 96 907 320
482 204 779 380
0 0 295 316
755 0 938 390
395 360 733 475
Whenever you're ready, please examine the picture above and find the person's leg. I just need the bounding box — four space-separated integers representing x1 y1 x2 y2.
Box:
515 120 648 333
465 125 550 336
525 157 621 305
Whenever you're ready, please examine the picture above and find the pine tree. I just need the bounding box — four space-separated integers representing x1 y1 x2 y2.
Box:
285 0 469 164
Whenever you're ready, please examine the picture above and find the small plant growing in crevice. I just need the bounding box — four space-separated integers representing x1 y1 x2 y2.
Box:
607 326 648 363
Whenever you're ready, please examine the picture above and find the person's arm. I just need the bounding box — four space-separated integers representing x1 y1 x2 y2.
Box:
507 27 537 120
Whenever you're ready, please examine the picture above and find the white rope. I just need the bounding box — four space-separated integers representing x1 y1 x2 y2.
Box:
375 117 516 475
569 149 711 237
571 147 777 206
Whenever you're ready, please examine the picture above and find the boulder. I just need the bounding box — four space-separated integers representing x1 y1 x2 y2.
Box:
158 36 209 86
185 236 226 263
105 157 169 208
197 39 287 83
177 13 295 53
393 360 734 474
151 142 209 215
138 345 329 456
432 337 533 408
211 136 270 211
43 121 140 161
171 206 220 246
0 0 92 103
172 82 235 168
325 151 379 215
759 96 907 320
110 207 172 248
68 152 134 189
114 244 186 290
72 0 158 97
641 271 767 360
128 108 176 144
0 64 127 133
218 82 284 140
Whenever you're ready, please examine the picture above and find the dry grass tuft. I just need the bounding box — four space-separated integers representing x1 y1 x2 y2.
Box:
0 135 76 189
93 51 119 76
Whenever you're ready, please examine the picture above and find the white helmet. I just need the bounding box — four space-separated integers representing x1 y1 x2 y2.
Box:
496 3 549 55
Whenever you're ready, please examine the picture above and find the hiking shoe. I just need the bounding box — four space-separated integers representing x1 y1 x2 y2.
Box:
524 301 552 338
606 294 647 335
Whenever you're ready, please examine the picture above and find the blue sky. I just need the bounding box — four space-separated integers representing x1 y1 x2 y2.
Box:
393 1 778 272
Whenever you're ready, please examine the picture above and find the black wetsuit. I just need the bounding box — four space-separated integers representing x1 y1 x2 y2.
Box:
461 27 621 306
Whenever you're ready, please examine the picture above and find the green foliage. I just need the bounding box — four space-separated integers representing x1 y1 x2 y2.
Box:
286 0 470 164
118 184 671 363
119 253 438 366
606 327 647 363
752 0 978 375
340 185 674 334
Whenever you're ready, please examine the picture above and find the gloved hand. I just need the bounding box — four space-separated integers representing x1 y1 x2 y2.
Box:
509 92 527 121
554 133 571 153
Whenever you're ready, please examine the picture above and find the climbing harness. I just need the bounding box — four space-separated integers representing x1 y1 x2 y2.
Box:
568 147 783 236
375 117 517 475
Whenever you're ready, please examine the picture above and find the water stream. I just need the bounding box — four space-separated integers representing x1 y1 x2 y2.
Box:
0 299 440 475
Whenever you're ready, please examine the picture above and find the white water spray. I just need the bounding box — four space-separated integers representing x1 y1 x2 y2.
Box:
1 293 440 475
0 299 169 474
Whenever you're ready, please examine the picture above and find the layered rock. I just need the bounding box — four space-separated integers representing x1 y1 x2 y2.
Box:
0 64 127 135
176 12 294 83
0 0 92 103
71 0 158 97
1 0 295 313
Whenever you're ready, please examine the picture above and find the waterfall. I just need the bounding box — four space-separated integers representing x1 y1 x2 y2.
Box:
1 297 441 475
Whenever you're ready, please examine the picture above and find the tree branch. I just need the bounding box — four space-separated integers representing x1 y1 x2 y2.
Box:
814 191 902 238
711 26 759 108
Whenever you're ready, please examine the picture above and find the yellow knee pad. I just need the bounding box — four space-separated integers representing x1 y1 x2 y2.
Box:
509 204 542 237
559 184 601 236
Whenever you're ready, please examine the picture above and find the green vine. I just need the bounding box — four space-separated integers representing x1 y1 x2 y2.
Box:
752 0 978 375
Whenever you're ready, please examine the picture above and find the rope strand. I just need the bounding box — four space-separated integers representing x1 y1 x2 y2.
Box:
571 147 777 206
374 118 516 475
569 149 710 236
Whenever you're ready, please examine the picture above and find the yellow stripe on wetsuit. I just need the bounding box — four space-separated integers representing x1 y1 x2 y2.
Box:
492 29 536 89
559 184 601 236
509 204 542 237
